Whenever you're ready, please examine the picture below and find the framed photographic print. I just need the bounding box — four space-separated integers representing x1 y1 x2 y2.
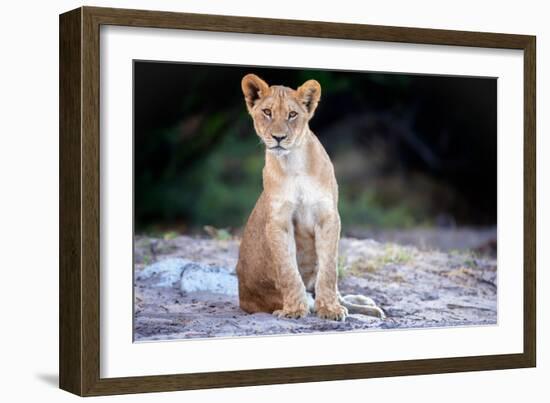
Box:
59 6 536 396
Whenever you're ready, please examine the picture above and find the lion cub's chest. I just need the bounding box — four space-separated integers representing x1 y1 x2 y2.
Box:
274 175 334 232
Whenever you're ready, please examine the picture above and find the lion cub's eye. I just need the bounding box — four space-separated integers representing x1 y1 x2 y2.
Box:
288 111 298 119
262 109 272 117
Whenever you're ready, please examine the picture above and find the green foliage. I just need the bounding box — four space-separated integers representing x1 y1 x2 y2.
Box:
337 254 348 279
297 70 351 93
142 254 152 266
136 119 264 231
203 225 233 241
378 244 415 265
348 244 415 276
190 127 263 229
338 188 418 229
163 231 179 241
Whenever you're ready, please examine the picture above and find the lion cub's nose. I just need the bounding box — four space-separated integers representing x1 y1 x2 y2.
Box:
271 133 287 143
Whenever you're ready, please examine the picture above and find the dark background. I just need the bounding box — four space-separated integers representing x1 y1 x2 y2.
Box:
134 61 496 236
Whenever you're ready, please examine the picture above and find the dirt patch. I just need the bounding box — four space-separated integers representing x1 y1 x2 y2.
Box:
134 234 496 341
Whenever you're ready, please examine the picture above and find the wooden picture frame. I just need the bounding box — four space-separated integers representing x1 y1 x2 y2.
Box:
59 6 536 396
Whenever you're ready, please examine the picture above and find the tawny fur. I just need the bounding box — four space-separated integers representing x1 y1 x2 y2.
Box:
236 74 384 321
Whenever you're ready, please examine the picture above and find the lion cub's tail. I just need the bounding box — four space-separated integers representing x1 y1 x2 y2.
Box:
338 294 386 319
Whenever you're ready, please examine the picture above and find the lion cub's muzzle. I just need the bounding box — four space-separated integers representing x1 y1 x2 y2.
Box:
266 132 293 151
271 133 288 144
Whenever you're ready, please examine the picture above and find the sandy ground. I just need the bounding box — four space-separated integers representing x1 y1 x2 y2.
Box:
134 232 496 341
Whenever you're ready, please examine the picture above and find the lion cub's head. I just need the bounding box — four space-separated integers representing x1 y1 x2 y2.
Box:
241 74 321 156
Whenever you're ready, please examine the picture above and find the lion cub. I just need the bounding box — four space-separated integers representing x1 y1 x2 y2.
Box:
236 74 384 321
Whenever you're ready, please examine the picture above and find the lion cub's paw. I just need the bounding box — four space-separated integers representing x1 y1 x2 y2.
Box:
273 302 309 319
316 303 348 321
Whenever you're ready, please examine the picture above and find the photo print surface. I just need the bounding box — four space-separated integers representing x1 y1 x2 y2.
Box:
133 61 497 342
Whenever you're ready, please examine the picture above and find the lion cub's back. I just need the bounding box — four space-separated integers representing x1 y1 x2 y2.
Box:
237 192 283 312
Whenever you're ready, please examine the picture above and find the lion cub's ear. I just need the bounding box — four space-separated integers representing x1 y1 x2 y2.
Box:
297 79 321 116
241 74 269 113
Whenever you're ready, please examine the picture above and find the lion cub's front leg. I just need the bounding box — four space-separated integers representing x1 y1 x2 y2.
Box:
266 204 309 319
314 211 348 321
